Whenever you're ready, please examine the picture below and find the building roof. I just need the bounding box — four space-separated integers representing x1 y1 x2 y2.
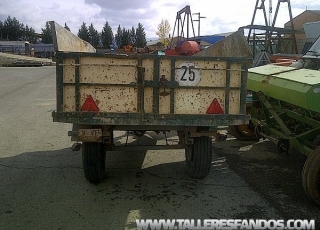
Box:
285 10 320 25
192 35 225 44
308 10 320 15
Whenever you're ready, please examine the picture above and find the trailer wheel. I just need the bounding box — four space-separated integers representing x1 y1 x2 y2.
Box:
82 142 106 183
185 136 212 179
303 147 320 205
229 123 259 141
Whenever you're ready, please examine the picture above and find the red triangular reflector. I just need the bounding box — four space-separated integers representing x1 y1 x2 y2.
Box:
81 95 99 112
206 98 224 114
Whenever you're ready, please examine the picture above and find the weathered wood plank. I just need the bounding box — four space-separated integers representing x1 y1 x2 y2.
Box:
50 21 96 53
194 29 251 58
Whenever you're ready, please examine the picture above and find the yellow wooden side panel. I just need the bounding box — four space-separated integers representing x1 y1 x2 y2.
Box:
172 60 227 87
63 58 75 83
142 58 154 81
80 86 138 113
197 60 227 87
62 56 139 113
230 63 242 87
171 59 242 115
61 56 243 115
229 90 240 114
229 63 241 114
63 86 75 112
79 57 138 84
141 59 154 113
144 88 171 114
158 59 172 114
174 89 225 114
159 59 171 78
159 90 171 114
144 87 153 113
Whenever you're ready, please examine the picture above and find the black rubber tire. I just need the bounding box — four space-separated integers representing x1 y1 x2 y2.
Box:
229 123 259 141
82 142 106 183
304 147 320 205
185 136 212 179
302 147 319 200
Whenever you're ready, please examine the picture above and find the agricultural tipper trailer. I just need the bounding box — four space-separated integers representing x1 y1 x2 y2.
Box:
50 21 251 184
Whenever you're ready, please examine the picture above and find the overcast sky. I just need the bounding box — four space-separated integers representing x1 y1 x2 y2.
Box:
1 0 320 39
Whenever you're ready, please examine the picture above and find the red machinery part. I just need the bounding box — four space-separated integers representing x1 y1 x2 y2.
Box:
165 41 200 56
178 41 200 55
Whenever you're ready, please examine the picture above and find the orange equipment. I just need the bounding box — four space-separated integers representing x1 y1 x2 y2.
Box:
165 41 200 56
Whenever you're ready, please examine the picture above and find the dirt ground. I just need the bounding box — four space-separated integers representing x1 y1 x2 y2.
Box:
214 137 320 223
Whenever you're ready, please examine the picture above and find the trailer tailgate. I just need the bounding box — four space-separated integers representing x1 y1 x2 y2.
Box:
53 52 249 126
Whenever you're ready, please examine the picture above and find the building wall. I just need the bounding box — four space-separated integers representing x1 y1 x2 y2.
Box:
0 41 28 54
284 10 320 40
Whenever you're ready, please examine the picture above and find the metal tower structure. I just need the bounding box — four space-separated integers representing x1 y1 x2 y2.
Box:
270 0 297 54
247 0 298 54
248 0 269 40
192 12 206 37
171 5 196 45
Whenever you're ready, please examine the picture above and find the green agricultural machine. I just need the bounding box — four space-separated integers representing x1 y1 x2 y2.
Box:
230 37 320 205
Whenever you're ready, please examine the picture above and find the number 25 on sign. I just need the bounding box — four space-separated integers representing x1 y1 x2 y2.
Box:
175 61 201 86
